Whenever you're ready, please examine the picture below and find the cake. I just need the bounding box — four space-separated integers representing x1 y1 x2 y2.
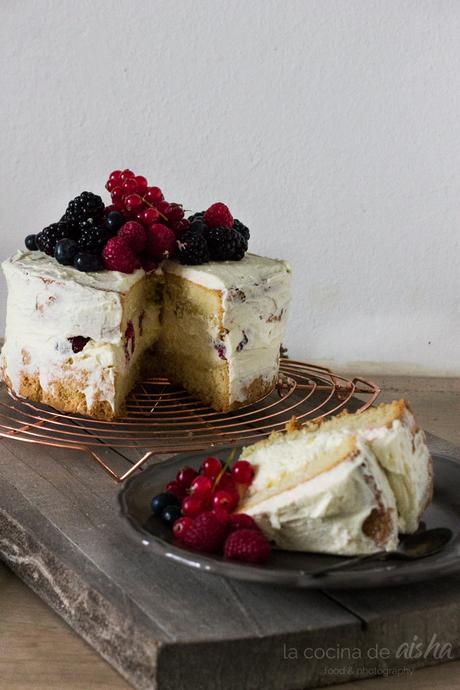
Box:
0 250 291 419
236 401 432 554
0 170 292 419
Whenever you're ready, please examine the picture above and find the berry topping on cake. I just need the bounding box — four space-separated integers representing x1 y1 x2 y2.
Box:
74 252 103 272
145 223 176 261
24 234 38 251
206 226 248 261
224 528 271 564
54 238 78 265
233 218 250 241
177 230 210 265
63 191 105 230
105 210 127 234
102 236 141 273
204 202 233 228
118 221 147 253
78 226 109 253
36 223 69 256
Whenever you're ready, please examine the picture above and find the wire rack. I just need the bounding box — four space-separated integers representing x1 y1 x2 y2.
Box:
0 359 380 482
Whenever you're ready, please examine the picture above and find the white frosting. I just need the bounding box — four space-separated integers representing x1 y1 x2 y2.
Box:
363 419 432 533
1 250 291 413
1 250 160 412
163 254 291 403
241 438 398 556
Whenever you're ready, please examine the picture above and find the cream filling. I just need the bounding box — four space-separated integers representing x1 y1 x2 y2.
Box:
363 420 432 533
242 442 398 556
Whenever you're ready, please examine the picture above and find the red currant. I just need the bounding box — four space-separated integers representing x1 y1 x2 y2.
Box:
189 475 213 499
176 466 198 488
156 200 171 215
232 460 255 485
124 194 144 211
141 207 160 225
145 186 164 204
212 490 233 512
182 495 205 517
121 169 135 181
166 204 184 223
216 472 236 493
165 480 186 500
173 517 193 540
201 456 222 479
122 177 138 194
135 175 148 190
108 170 122 184
111 187 124 204
106 179 119 192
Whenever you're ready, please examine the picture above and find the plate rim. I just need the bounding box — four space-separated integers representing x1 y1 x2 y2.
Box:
118 450 460 589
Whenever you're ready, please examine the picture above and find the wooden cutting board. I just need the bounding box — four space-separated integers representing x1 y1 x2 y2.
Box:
0 384 459 690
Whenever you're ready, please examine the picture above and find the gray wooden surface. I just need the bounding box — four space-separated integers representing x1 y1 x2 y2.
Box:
0 385 459 690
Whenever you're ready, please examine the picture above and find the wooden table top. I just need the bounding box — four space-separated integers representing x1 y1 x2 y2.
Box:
0 374 458 690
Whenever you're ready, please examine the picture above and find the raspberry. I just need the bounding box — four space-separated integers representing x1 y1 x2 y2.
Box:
224 528 271 563
102 236 140 273
118 221 147 253
206 227 247 261
177 230 210 265
145 223 176 261
180 512 227 554
204 202 233 228
227 514 259 533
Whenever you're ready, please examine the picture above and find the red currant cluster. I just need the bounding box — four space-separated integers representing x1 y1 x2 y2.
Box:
151 455 271 563
102 169 190 273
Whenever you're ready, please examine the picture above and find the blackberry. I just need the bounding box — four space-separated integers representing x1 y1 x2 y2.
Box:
63 191 105 230
206 227 247 261
36 223 68 256
187 211 204 223
177 230 210 265
78 225 109 253
233 219 250 242
189 218 207 234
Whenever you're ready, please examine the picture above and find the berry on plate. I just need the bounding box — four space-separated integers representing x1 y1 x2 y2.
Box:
232 460 255 485
180 511 227 554
200 456 222 479
161 504 182 526
227 513 259 532
224 528 271 564
151 492 180 516
176 466 198 488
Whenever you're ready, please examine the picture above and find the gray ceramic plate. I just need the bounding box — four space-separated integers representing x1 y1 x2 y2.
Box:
118 448 460 588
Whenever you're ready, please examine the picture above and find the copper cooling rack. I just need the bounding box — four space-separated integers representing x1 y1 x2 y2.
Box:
0 359 380 482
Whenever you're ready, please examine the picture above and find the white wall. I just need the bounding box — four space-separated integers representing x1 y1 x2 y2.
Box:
1 0 459 375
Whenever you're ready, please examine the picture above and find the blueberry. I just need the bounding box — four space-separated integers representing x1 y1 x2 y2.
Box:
54 238 78 265
73 252 102 272
161 504 182 526
189 219 206 233
151 492 180 516
105 211 126 234
25 234 38 251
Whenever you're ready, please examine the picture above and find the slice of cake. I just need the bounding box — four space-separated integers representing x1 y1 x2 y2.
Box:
157 255 291 411
237 432 399 555
303 400 433 533
237 401 432 551
0 250 163 419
